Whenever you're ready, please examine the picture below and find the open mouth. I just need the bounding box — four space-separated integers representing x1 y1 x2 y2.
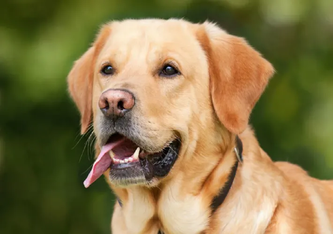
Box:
84 133 181 188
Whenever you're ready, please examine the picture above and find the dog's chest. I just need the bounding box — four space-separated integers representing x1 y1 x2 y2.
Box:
122 185 209 234
158 192 210 234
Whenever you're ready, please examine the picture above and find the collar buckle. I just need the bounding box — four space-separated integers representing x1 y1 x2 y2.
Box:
234 136 243 163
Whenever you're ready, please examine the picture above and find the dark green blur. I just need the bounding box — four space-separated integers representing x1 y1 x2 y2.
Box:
1 0 333 233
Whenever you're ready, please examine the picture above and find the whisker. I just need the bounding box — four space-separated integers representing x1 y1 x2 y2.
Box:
87 133 96 160
78 123 94 162
72 130 86 150
80 163 94 176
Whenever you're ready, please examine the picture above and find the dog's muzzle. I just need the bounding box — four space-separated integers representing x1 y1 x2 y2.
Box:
83 89 181 188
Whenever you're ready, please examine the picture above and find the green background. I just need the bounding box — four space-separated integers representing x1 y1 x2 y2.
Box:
1 0 333 233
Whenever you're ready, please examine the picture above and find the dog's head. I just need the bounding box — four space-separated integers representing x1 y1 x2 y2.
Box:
68 19 274 188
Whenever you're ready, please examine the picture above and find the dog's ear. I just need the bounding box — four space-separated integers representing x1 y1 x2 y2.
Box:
68 47 95 134
197 22 274 134
68 26 111 134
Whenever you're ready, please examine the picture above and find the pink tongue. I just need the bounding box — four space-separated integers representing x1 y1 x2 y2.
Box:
83 136 137 188
83 142 117 188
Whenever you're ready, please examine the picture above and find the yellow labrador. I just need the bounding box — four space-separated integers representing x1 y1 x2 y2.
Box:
68 19 333 234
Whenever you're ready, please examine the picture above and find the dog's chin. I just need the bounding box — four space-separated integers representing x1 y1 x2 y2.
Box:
106 134 181 187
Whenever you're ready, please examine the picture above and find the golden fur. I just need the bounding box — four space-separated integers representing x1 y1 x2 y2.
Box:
68 19 333 233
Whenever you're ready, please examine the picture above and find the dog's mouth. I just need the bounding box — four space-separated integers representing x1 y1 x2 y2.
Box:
84 133 181 188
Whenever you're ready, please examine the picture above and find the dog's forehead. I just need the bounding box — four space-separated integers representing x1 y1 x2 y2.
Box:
96 19 200 64
111 19 194 42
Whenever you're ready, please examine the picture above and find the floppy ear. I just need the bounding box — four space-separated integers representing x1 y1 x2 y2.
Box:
68 47 95 134
68 25 111 134
197 22 274 134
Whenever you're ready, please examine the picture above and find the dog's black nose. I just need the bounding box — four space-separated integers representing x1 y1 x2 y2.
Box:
99 89 135 118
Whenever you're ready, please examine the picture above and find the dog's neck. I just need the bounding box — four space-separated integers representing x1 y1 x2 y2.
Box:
165 124 237 196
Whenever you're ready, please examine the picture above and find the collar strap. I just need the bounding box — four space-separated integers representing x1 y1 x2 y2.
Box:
210 136 243 214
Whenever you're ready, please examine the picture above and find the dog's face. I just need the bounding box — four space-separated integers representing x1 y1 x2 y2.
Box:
68 19 274 188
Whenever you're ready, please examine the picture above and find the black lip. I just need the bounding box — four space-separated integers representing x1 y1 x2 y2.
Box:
109 139 181 185
144 139 181 177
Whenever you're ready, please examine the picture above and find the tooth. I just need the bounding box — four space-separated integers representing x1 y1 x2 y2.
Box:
109 150 115 159
128 157 133 162
133 147 140 160
124 158 129 163
120 160 125 164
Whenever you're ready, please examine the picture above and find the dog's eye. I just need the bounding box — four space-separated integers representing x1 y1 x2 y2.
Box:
160 65 179 77
101 65 114 75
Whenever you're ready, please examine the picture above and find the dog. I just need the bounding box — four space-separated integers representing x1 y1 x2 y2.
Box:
67 19 333 234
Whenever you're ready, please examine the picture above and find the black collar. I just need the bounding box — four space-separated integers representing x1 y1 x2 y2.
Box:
117 137 243 234
210 135 243 213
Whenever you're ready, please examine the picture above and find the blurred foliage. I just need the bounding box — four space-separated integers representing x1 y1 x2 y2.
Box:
1 0 333 233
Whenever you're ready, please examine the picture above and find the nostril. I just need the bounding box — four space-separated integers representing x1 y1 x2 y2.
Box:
100 99 109 113
117 100 124 110
104 100 109 110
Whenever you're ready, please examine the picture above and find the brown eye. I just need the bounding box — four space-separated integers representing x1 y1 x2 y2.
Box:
101 65 114 75
160 64 180 77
